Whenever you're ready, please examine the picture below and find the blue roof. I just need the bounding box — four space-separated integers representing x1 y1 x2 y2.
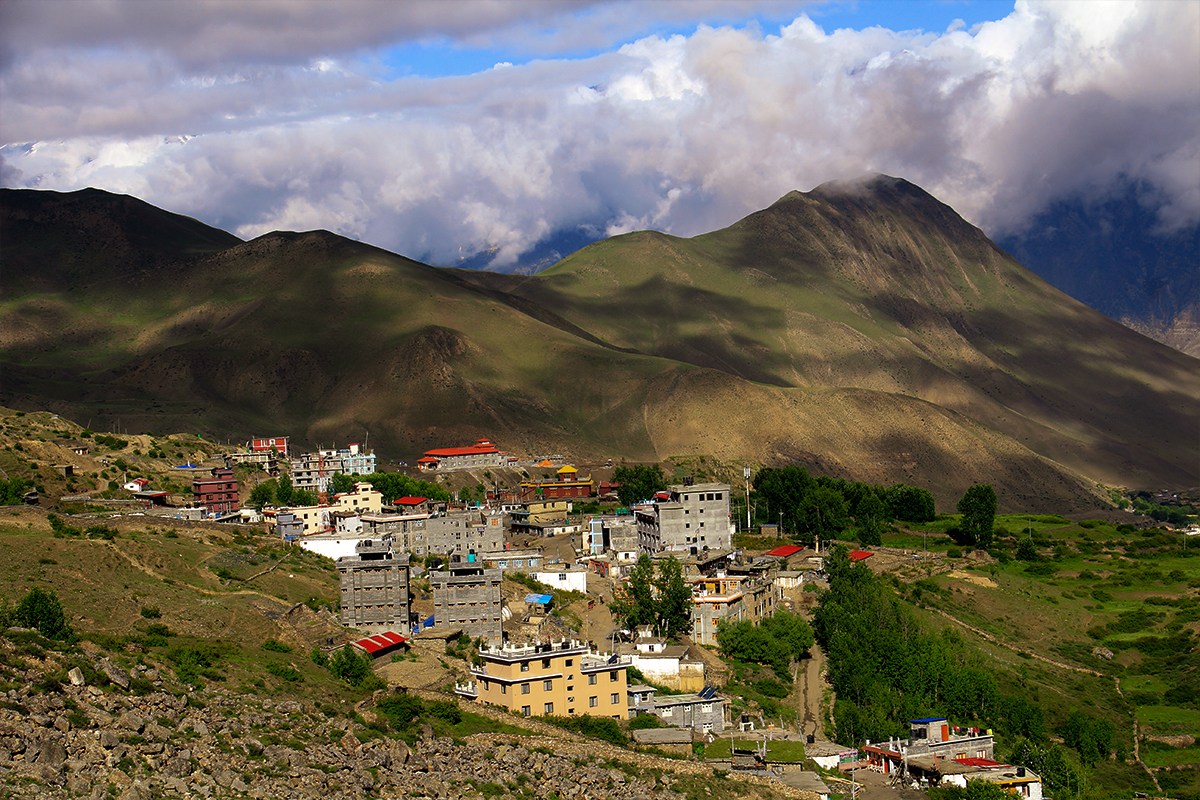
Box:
524 593 553 604
910 717 947 723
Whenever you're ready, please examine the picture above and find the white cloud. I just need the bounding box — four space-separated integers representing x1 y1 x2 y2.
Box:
1 0 1196 266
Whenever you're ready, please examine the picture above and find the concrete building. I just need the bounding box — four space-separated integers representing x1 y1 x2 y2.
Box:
862 718 998 779
628 684 725 733
291 443 376 493
337 537 411 632
361 511 430 554
621 636 706 692
425 509 505 558
478 549 545 571
456 639 631 719
633 482 733 553
430 563 503 643
689 572 781 647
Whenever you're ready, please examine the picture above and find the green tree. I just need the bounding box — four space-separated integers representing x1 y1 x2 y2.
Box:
14 586 73 640
248 479 277 510
610 554 656 631
612 465 667 507
276 474 294 507
753 466 814 531
327 473 355 495
797 485 850 543
958 484 997 548
328 645 372 685
855 491 888 546
653 556 693 639
886 483 936 522
1016 536 1040 561
0 476 31 505
290 488 319 507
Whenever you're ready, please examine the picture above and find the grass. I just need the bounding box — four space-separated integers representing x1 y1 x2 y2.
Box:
704 738 807 762
1137 706 1200 735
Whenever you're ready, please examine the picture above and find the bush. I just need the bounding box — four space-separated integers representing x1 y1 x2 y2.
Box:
629 713 667 729
13 587 73 641
263 639 292 653
543 715 627 746
139 605 162 619
265 662 302 682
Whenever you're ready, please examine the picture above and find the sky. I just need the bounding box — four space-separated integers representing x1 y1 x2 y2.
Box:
1 0 1197 269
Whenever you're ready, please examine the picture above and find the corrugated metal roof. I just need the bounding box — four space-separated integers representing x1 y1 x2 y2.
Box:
352 631 408 654
764 544 803 558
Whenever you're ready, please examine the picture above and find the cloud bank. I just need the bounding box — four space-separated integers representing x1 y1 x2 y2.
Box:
1 0 1197 267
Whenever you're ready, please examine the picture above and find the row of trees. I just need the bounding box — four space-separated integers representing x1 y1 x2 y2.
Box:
751 466 937 544
249 470 449 510
611 464 668 507
609 554 693 639
716 610 814 681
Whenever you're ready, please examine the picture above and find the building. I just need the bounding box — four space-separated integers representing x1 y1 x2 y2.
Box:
425 509 505 558
430 563 504 643
534 567 589 594
621 635 706 692
416 439 507 472
337 537 411 632
192 467 237 515
518 465 594 501
455 639 631 719
628 684 725 733
291 443 377 494
863 718 998 778
689 572 781 647
633 482 733 553
478 549 545 572
250 436 289 457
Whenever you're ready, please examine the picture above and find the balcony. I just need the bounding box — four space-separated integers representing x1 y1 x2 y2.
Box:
454 680 478 698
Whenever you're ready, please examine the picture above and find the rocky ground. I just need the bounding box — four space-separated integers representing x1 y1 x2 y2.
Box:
0 639 813 800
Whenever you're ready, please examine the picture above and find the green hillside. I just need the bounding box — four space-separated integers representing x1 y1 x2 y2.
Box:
2 179 1198 513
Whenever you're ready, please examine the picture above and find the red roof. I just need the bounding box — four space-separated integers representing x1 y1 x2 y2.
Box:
423 443 500 457
352 631 408 654
416 456 440 463
954 758 1002 767
849 550 874 561
765 544 803 558
394 496 429 506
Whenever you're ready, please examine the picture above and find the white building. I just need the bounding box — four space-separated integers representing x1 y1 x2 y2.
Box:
534 568 589 594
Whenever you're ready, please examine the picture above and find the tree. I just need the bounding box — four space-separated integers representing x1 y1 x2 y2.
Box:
0 476 31 506
958 484 997 548
612 465 667 506
14 586 73 640
753 466 813 531
290 488 319 507
611 554 656 631
855 491 888 546
886 483 936 522
653 556 693 639
1016 536 1040 561
275 474 294 507
327 473 355 496
248 479 277 510
797 485 850 542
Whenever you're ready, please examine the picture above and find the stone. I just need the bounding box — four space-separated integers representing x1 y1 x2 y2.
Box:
118 711 145 733
100 660 131 690
100 730 121 748
68 667 86 686
55 715 71 733
36 738 68 768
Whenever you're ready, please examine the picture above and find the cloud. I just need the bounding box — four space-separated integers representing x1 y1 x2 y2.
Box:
1 0 1196 267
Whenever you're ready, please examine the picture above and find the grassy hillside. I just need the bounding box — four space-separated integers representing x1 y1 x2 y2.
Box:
3 180 1197 514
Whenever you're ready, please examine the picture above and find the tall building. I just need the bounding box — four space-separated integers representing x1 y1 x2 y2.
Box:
456 640 631 720
337 537 411 632
634 482 732 553
430 563 503 643
192 467 238 515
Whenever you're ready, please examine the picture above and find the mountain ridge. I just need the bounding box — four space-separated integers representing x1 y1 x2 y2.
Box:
2 179 1196 512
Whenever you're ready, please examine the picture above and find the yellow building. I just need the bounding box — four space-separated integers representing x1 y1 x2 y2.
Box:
456 640 630 719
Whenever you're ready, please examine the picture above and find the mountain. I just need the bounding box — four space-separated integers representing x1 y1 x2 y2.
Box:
995 182 1200 358
2 179 1197 512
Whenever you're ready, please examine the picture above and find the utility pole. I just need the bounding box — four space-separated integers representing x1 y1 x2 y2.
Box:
743 466 751 533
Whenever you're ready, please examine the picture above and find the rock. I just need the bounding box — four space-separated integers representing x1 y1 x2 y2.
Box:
100 660 131 690
100 730 120 748
1092 646 1115 661
119 781 151 800
108 767 133 787
189 719 209 736
164 756 193 777
68 667 86 686
117 711 145 733
36 738 68 768
55 715 71 733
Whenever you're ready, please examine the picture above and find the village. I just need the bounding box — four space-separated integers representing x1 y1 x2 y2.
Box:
99 434 1043 800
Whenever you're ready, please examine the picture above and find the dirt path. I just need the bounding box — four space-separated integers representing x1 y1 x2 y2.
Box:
796 644 827 741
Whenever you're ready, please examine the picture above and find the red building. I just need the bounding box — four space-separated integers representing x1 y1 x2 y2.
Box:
193 467 238 514
250 437 289 457
518 465 594 501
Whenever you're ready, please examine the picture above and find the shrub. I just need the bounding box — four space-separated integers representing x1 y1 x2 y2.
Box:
263 639 292 653
13 587 73 641
139 605 162 619
265 662 302 682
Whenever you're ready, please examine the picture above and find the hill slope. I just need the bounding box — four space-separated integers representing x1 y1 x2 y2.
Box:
2 179 1197 512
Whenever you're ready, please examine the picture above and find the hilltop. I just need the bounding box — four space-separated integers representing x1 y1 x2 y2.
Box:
3 179 1198 513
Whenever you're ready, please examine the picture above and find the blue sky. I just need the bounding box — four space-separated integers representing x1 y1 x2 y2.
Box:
1 0 1196 268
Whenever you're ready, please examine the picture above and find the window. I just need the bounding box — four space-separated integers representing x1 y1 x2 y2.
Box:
544 703 554 714
520 662 530 672
610 671 618 682
588 674 597 685
589 696 598 707
610 693 619 704
565 659 573 666
543 680 553 691
521 683 531 694
500 685 507 695
542 658 551 668
702 722 713 733
701 703 712 713
522 706 531 716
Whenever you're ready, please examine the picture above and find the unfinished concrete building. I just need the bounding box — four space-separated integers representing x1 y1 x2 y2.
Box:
430 563 503 643
337 537 411 632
